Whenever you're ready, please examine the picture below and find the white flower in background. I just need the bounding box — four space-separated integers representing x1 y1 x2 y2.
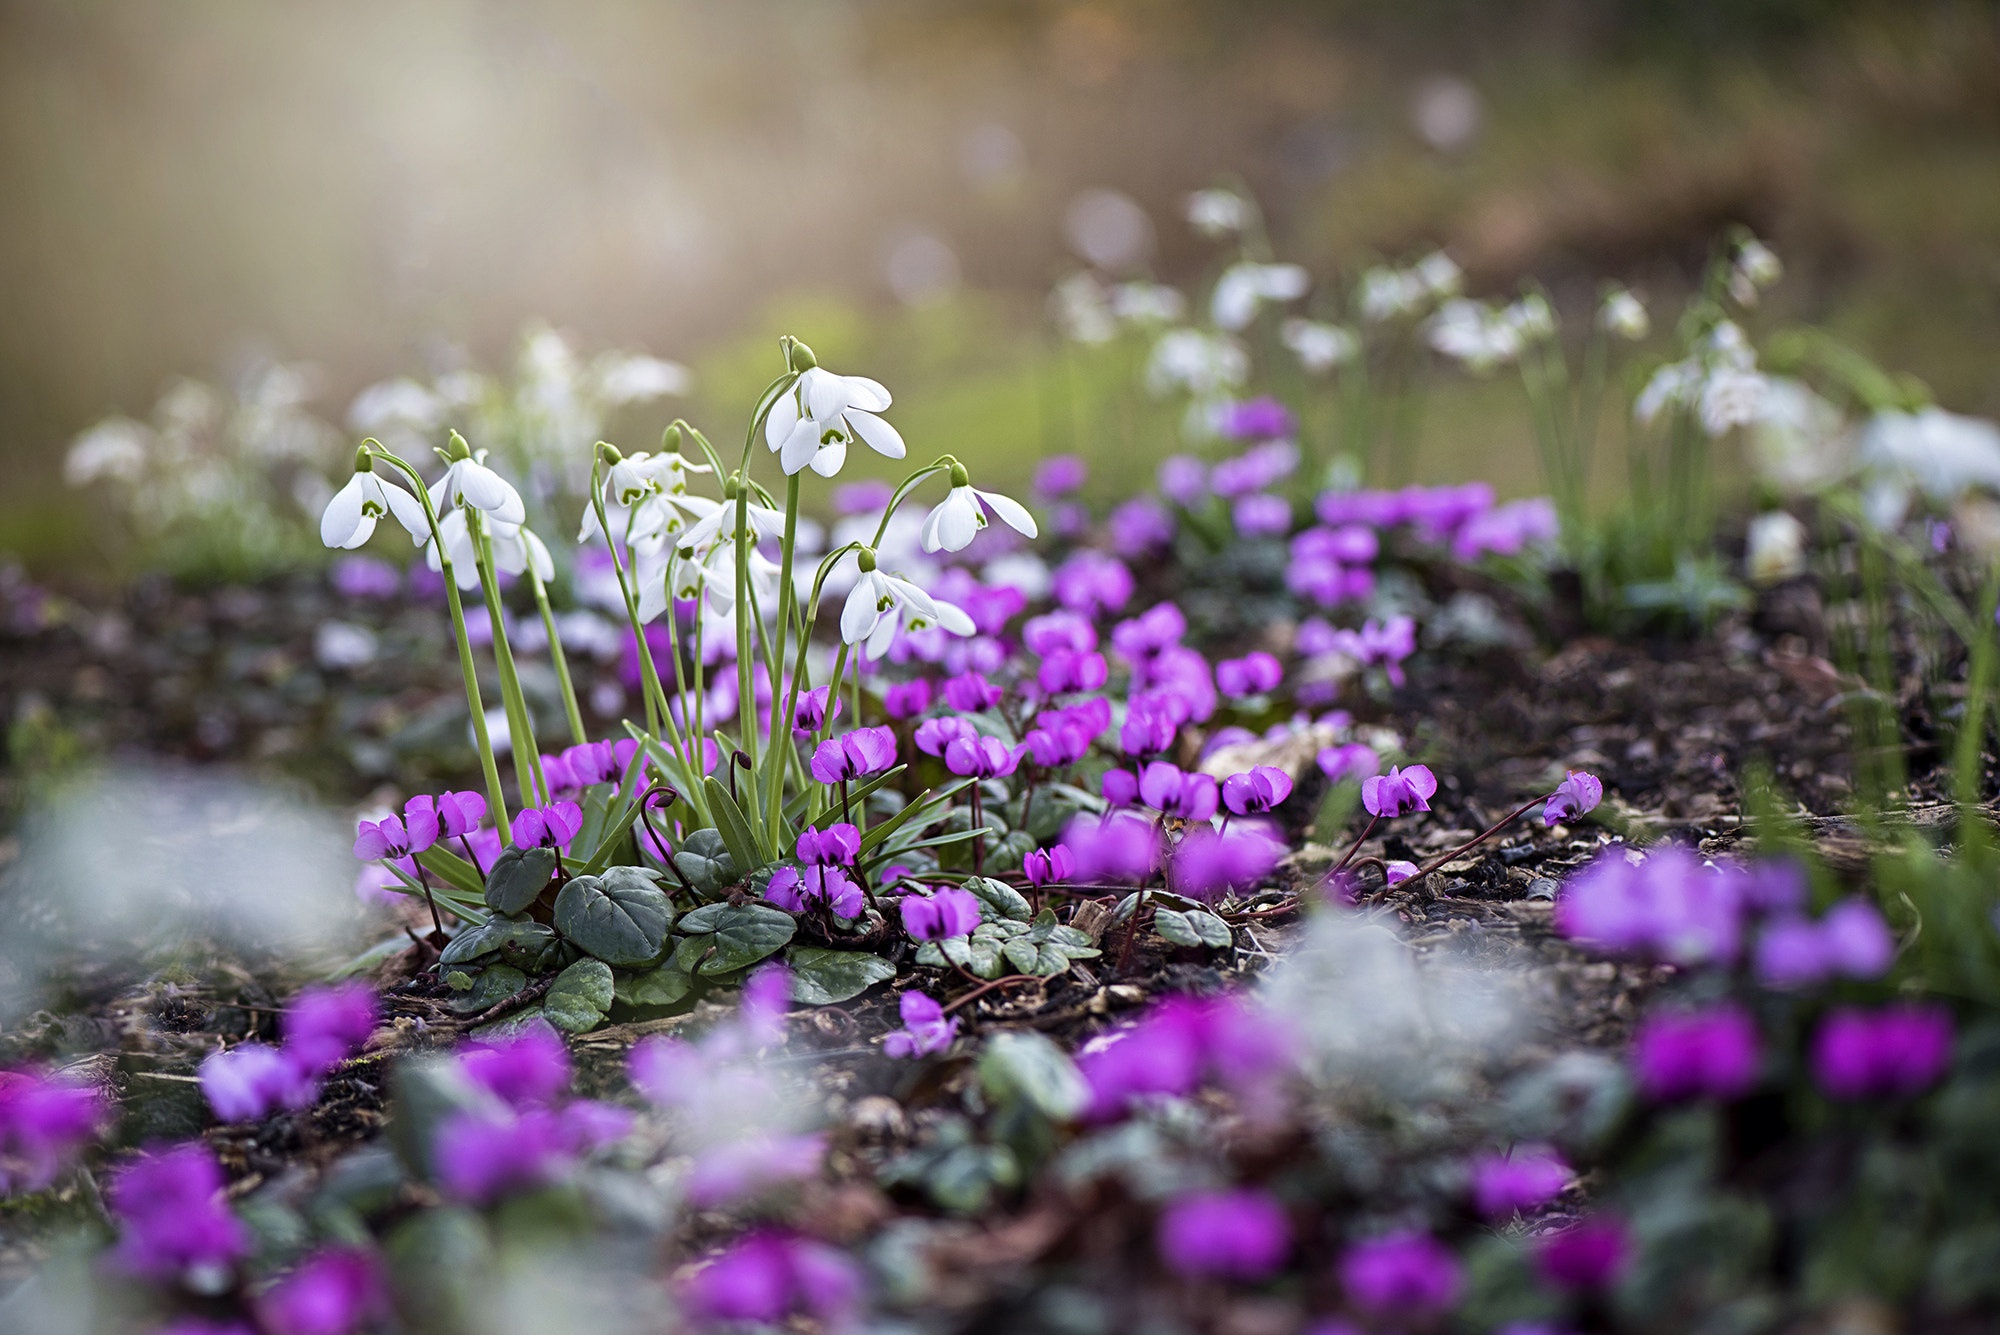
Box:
1051 272 1117 344
319 458 429 550
1146 329 1250 398
1635 320 1768 437
841 558 976 659
1598 288 1650 341
1427 300 1521 372
1111 282 1186 324
983 552 1052 601
1358 267 1426 322
765 366 906 477
1698 367 1771 437
592 353 692 405
347 378 443 438
1500 293 1556 342
1210 262 1310 330
65 417 153 487
1186 188 1248 237
1281 319 1360 374
429 446 526 526
919 467 1039 553
1745 511 1808 584
313 620 379 670
1729 238 1782 306
1859 407 2000 501
1751 377 1851 494
1416 251 1463 298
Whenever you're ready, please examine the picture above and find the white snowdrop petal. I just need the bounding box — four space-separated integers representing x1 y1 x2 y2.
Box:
848 410 906 460
976 488 1038 538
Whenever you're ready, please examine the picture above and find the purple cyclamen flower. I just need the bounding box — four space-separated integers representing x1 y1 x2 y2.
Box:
1360 764 1437 818
883 991 959 1058
943 671 1003 712
512 800 583 851
424 789 488 838
1052 550 1134 617
945 735 1025 779
1034 454 1088 497
1043 695 1113 742
200 1044 315 1123
285 983 378 1075
1316 743 1380 785
766 865 863 918
833 479 893 515
1138 647 1218 722
1120 700 1179 758
901 888 982 941
458 1022 572 1108
1157 454 1209 506
1112 602 1187 662
1110 497 1176 557
352 798 440 861
259 1247 388 1335
1102 768 1139 806
1023 845 1074 888
1078 995 1295 1120
1453 497 1558 562
1233 493 1292 537
560 739 620 787
914 716 979 757
434 1102 629 1204
1535 1217 1630 1292
684 1132 827 1208
1811 1003 1953 1100
330 555 401 599
681 1232 863 1327
1556 847 1745 966
1215 651 1282 698
1173 823 1284 902
1470 1145 1570 1219
0 1068 106 1193
1338 1232 1464 1321
154 1322 259 1335
1157 1189 1291 1280
1632 1005 1762 1102
1543 770 1604 825
811 726 899 784
110 1144 248 1283
1216 396 1295 442
1138 762 1219 821
1023 609 1099 655
796 824 861 867
1025 722 1093 767
1330 615 1417 685
1062 812 1161 883
882 678 933 719
1210 440 1300 498
1038 649 1109 695
1754 899 1894 988
1222 765 1293 816
792 686 841 736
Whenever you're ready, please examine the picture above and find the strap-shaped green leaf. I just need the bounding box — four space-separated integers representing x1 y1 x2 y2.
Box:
703 776 767 873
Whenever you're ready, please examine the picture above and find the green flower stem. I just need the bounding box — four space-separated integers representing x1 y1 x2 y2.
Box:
528 565 587 748
588 454 673 741
471 514 547 806
731 481 757 776
766 471 804 836
364 444 510 846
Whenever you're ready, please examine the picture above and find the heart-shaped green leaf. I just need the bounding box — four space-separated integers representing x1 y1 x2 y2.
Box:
483 845 558 915
787 946 896 1004
542 959 615 1033
613 960 694 1008
439 915 553 968
673 902 796 976
670 828 739 899
980 1031 1088 1120
448 965 529 1015
553 867 673 967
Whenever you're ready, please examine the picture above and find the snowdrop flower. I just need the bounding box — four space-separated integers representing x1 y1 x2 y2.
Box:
1859 407 2000 500
424 510 553 590
1598 287 1649 340
840 549 975 659
1185 188 1249 237
1745 511 1808 583
1052 272 1117 344
920 463 1039 552
1359 266 1426 322
1699 367 1770 437
1281 318 1359 374
65 417 152 486
1428 300 1522 372
1415 251 1463 297
674 494 786 560
319 450 429 550
765 353 905 477
1210 262 1310 331
428 435 526 526
1501 293 1555 342
1729 237 1782 306
1112 282 1186 324
1146 329 1250 398
579 445 712 545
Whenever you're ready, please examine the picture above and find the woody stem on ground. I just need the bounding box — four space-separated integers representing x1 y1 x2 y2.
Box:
1326 813 1380 880
1411 794 1551 878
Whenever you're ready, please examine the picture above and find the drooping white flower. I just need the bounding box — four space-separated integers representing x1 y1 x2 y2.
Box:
765 366 905 477
1358 267 1426 322
1186 189 1248 238
1500 293 1555 343
425 510 553 589
579 449 714 545
1281 319 1359 374
1210 262 1310 331
428 442 526 526
1729 238 1782 306
1414 251 1463 298
1598 288 1650 341
674 495 787 560
1859 407 2000 501
1427 300 1521 372
319 456 429 550
919 467 1038 553
1698 367 1771 437
839 554 975 659
65 417 153 487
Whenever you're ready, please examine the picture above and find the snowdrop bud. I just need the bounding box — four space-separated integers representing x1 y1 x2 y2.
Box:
857 546 878 573
598 440 624 465
446 430 472 461
351 444 374 474
724 472 741 501
661 423 683 454
949 461 971 488
788 338 818 371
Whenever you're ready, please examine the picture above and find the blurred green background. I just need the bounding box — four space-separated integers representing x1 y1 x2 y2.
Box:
2 0 1996 567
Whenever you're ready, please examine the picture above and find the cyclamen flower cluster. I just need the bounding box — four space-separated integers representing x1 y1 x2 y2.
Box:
432 1023 633 1203
767 824 863 917
199 983 377 1123
0 1067 106 1195
110 1142 248 1286
1077 994 1295 1120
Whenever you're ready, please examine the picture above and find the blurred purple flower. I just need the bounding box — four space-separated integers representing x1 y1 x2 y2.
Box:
1216 396 1294 442
1038 649 1110 696
1112 603 1187 662
1158 454 1209 506
330 555 401 600
1034 454 1088 497
200 1045 315 1123
1338 1232 1463 1321
1023 609 1099 656
286 984 378 1076
884 991 959 1059
882 678 933 719
1209 441 1299 498
0 1068 106 1193
434 1106 582 1203
1233 493 1292 537
681 1231 862 1327
458 1023 572 1108
1216 652 1282 697
1173 823 1284 902
1139 763 1219 821
1024 845 1075 888
1556 848 1745 966
684 1132 827 1208
1543 770 1604 825
811 727 899 784
1101 767 1139 807
1534 1217 1630 1292
945 735 1025 779
560 740 620 787
1470 1145 1570 1219
1754 899 1894 988
1110 497 1177 556
1316 743 1380 785
1361 764 1437 818
1632 1005 1761 1102
943 671 1003 712
1329 616 1417 685
1811 1003 1953 1100
1080 994 1294 1119
259 1247 388 1335
110 1144 248 1283
1063 812 1161 883
902 887 982 941
915 716 979 757
1157 1188 1291 1280
1026 721 1094 767
1053 550 1134 617
1120 700 1179 759
832 479 893 515
1453 497 1558 562
1222 765 1293 816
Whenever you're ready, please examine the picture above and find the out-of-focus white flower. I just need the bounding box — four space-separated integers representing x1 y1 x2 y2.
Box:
983 552 1052 601
347 378 443 437
1052 272 1117 344
592 353 692 405
1751 377 1851 494
1359 256 1459 323
313 620 379 670
1745 511 1808 584
1428 300 1521 372
1281 319 1360 374
1064 188 1153 271
1729 238 1782 306
1859 407 2000 500
1186 188 1249 237
1415 252 1462 298
1110 282 1185 324
1598 288 1649 341
1501 293 1555 343
1636 320 1769 437
765 367 905 478
1210 262 1310 331
1146 329 1249 398
65 418 152 487
425 511 553 589
1698 367 1771 437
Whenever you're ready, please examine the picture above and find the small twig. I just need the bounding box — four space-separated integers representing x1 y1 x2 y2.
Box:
463 977 554 1028
941 974 1043 1015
